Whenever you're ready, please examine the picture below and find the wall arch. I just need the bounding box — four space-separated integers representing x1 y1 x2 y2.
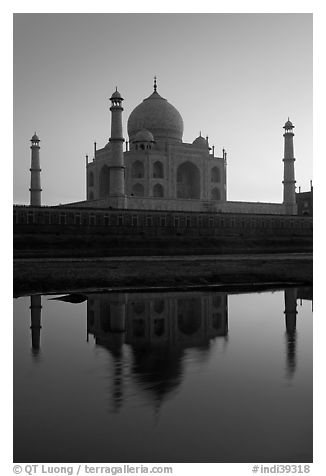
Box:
211 187 221 201
154 300 165 313
154 318 165 336
99 165 110 198
211 167 221 183
100 301 111 333
212 313 223 330
132 183 144 197
89 171 94 187
133 319 145 337
133 301 145 315
176 161 200 199
153 161 164 178
132 160 144 178
177 298 202 335
153 183 164 197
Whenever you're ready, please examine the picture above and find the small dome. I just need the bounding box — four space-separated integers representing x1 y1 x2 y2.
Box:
31 133 40 141
110 88 122 100
133 129 155 143
192 135 207 148
284 119 294 129
128 90 183 143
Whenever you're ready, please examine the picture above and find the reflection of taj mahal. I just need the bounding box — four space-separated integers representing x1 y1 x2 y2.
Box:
87 291 228 351
30 291 229 408
86 291 229 408
29 288 312 410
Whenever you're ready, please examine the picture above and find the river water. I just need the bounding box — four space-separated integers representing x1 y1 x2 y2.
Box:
13 286 312 463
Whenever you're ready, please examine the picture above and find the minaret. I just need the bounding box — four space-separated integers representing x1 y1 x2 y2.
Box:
29 133 42 206
282 119 297 215
108 296 126 414
284 288 298 378
30 295 42 356
109 88 126 208
85 154 88 200
223 148 227 201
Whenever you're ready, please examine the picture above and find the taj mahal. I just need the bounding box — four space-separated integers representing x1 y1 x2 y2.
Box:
28 78 298 216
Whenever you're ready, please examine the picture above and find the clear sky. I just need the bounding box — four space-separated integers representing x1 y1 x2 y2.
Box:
13 13 312 205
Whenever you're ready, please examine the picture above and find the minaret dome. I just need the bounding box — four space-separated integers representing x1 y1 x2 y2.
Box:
29 132 42 206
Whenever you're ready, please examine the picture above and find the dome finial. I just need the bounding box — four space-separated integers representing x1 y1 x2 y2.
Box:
284 118 294 130
154 76 157 92
31 132 40 142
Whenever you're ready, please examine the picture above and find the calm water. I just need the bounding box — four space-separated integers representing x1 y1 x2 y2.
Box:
13 287 312 463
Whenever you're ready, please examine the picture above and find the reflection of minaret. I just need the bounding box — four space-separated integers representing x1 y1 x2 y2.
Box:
111 354 124 413
88 294 127 412
30 295 42 356
110 297 126 413
284 288 298 378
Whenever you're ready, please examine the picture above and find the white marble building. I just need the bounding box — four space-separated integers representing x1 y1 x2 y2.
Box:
30 79 297 215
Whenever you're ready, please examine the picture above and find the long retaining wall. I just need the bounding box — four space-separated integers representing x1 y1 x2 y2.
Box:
13 205 313 257
13 204 312 235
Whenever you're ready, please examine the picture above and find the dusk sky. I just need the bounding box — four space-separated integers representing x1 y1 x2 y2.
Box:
13 13 312 205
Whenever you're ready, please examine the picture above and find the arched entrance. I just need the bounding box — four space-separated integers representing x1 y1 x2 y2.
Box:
99 165 110 198
177 298 202 335
100 301 111 333
132 183 144 197
132 160 144 178
153 161 164 178
176 161 200 199
211 187 221 200
153 183 164 197
211 167 221 183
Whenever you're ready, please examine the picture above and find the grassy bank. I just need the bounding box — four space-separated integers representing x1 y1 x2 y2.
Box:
14 232 313 259
13 254 313 296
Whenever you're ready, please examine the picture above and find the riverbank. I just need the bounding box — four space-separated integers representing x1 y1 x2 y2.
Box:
13 253 313 296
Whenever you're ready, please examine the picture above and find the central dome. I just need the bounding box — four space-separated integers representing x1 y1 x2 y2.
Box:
127 90 184 143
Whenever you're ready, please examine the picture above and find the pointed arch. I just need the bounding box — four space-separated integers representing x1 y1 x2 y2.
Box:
177 298 202 335
99 165 110 198
154 318 165 336
176 161 200 199
212 313 223 330
211 187 221 201
100 301 111 333
132 160 144 178
153 161 164 178
153 183 164 197
211 167 221 183
132 183 144 197
154 300 165 313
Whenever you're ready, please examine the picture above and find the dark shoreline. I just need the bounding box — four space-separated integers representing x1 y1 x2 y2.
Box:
13 253 313 297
